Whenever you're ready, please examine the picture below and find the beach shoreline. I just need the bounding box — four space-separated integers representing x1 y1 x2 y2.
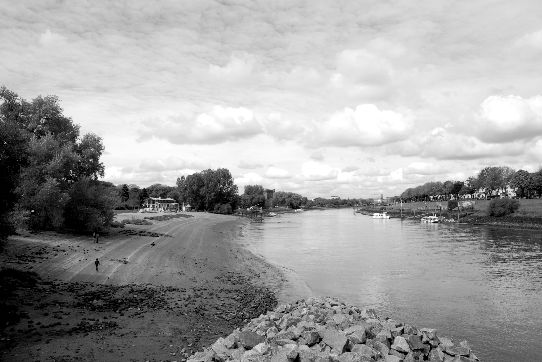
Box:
0 212 282 361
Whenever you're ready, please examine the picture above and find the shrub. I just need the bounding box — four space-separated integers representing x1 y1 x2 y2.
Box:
447 200 458 211
214 203 233 214
488 198 520 217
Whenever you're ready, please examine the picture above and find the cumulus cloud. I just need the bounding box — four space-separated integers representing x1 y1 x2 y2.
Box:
301 161 339 181
474 95 542 143
265 166 290 179
208 53 256 82
235 172 264 188
515 29 542 51
238 160 263 169
315 104 412 147
139 106 263 144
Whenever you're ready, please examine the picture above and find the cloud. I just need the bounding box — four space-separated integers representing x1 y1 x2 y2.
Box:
515 29 542 51
238 160 263 169
404 162 448 176
139 106 263 144
474 95 542 143
208 53 255 82
39 29 66 46
301 161 339 181
261 112 308 140
235 172 264 188
310 150 325 161
315 104 413 147
265 166 290 179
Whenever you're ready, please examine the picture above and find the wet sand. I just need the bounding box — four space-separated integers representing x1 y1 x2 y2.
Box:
0 212 282 361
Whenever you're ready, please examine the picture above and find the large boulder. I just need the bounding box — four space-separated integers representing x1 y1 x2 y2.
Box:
239 330 266 349
391 336 412 354
320 328 348 353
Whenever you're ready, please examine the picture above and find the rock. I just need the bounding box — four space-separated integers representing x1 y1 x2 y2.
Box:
320 328 348 353
347 329 366 344
336 352 372 362
267 327 279 339
389 349 406 359
406 334 425 350
240 330 266 349
211 338 231 362
391 326 404 338
351 344 377 359
188 349 215 362
384 355 402 362
241 349 265 362
403 324 418 335
301 331 321 346
438 337 454 349
275 339 297 346
274 330 296 341
285 344 298 360
372 341 390 356
428 348 444 361
253 342 270 354
344 324 367 335
298 346 319 362
224 332 238 349
375 328 392 343
391 336 412 354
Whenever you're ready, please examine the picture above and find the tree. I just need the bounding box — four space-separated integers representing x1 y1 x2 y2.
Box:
510 170 533 198
120 184 130 202
178 169 238 212
477 166 515 198
75 133 104 179
64 179 119 232
241 185 266 208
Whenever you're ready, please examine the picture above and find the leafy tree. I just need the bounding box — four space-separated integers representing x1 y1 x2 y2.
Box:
139 188 149 205
120 184 130 202
127 186 142 209
510 170 533 198
477 166 515 197
178 169 238 212
488 198 520 217
75 133 104 179
241 185 266 208
64 179 119 232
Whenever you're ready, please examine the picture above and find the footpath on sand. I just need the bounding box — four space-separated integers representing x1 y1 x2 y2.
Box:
0 212 282 362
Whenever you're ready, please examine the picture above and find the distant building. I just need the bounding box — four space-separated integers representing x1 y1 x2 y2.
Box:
330 196 340 200
143 197 179 212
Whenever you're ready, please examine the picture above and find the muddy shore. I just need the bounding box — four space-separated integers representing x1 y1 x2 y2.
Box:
0 213 283 361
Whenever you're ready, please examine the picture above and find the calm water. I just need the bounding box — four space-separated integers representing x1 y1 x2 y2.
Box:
240 209 542 361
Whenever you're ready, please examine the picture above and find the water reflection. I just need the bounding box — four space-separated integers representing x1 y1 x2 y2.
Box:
241 209 542 362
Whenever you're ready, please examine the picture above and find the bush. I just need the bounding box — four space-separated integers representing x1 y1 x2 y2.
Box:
214 203 233 214
447 200 458 211
488 198 520 217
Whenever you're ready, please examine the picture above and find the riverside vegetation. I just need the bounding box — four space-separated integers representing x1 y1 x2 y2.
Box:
189 297 477 362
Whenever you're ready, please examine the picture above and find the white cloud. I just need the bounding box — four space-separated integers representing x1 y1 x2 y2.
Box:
139 106 263 144
316 104 412 147
208 53 256 82
238 160 263 170
515 29 542 51
235 172 264 188
474 95 542 143
39 29 65 46
301 161 339 181
265 166 290 179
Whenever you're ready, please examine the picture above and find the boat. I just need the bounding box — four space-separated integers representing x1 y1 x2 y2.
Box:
372 212 390 219
421 215 439 223
267 212 277 217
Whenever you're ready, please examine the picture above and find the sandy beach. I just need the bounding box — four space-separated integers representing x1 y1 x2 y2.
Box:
0 212 283 361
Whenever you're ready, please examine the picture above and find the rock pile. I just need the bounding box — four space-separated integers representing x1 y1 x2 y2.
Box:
188 297 479 362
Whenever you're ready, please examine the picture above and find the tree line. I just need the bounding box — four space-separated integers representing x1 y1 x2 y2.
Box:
0 87 115 236
400 166 542 202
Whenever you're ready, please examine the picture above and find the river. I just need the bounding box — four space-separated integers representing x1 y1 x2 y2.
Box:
239 208 542 361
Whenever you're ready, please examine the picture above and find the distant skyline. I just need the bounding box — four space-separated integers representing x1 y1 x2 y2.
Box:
2 0 542 198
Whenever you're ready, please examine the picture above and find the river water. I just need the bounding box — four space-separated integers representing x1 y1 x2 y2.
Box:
240 208 542 361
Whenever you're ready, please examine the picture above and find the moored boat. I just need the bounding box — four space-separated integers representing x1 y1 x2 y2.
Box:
421 215 439 223
372 212 390 219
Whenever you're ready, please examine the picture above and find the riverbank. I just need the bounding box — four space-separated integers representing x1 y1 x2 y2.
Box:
0 212 283 361
356 200 542 230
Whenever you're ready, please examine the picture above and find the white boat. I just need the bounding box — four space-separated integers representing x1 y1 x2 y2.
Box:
267 212 277 217
421 215 439 223
372 212 390 219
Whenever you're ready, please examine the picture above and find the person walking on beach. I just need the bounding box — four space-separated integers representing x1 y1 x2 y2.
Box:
95 231 100 244
95 258 100 272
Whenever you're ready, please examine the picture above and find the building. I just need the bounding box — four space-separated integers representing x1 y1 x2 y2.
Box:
264 189 275 200
143 197 179 212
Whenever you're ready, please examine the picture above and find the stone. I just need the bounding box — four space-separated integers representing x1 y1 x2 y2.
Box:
438 337 454 349
389 349 406 359
253 342 270 354
375 328 392 343
391 336 412 354
240 330 266 349
320 329 348 353
428 348 444 362
344 324 367 335
351 344 377 359
230 349 245 361
406 334 425 350
301 331 321 346
224 333 237 349
285 344 299 360
241 349 265 362
347 329 366 344
384 355 402 362
372 341 390 357
403 352 415 362
274 330 296 341
211 338 231 362
275 339 297 346
336 352 372 362
188 349 215 362
459 340 471 351
298 346 319 362
420 328 437 340
403 324 418 335
391 326 404 338
267 327 279 339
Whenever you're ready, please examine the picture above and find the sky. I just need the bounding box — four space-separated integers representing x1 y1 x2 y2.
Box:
2 0 542 198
